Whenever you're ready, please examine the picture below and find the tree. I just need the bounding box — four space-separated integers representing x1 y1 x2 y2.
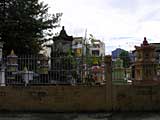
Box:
0 0 62 55
119 50 131 68
89 34 97 44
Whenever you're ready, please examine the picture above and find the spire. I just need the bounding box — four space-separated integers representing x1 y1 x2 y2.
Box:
11 50 15 55
23 66 28 72
59 26 67 37
54 26 73 41
142 37 149 46
7 49 17 58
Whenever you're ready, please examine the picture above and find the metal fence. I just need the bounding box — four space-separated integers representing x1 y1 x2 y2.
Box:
0 55 105 86
2 52 160 86
112 55 160 85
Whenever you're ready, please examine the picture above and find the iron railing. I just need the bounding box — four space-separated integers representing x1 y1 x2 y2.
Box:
0 55 105 86
112 55 160 85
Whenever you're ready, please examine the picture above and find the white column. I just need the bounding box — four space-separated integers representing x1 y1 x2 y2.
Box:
0 67 5 86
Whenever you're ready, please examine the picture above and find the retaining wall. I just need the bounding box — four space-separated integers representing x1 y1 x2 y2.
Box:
112 85 160 111
0 85 107 112
0 84 160 112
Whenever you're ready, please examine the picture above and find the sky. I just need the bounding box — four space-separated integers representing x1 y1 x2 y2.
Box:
43 0 160 54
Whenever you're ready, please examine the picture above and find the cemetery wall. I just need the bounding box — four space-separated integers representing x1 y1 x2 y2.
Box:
0 85 160 112
0 85 107 112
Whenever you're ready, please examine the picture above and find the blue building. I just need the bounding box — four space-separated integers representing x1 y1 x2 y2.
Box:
112 48 125 60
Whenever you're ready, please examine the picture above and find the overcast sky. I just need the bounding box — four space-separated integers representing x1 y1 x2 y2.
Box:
44 0 160 54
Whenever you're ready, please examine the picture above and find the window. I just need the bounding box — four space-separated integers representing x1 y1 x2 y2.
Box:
92 50 99 56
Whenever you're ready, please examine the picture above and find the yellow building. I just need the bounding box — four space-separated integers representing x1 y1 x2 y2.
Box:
72 37 84 57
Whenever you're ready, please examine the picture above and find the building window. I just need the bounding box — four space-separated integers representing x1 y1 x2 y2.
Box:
92 50 99 56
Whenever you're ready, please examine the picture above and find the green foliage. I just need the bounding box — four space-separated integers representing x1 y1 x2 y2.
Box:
119 50 131 68
0 0 62 55
89 34 96 44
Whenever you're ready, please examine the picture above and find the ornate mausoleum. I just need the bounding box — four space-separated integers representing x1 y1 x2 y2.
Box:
51 26 73 58
50 26 74 84
133 37 157 85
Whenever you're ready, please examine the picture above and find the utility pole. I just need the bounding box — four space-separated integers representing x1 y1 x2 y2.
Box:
81 29 87 84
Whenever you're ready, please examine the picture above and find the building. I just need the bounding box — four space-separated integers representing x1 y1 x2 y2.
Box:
51 26 73 58
150 43 160 64
150 43 160 79
112 48 125 60
132 37 158 85
50 26 74 84
72 37 106 84
72 37 105 58
72 37 86 57
112 48 134 62
89 39 105 57
89 39 105 84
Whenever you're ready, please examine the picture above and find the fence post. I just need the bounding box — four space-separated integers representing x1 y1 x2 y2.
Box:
104 55 112 111
0 66 5 86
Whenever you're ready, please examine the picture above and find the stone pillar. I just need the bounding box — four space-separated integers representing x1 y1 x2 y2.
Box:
104 55 112 111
